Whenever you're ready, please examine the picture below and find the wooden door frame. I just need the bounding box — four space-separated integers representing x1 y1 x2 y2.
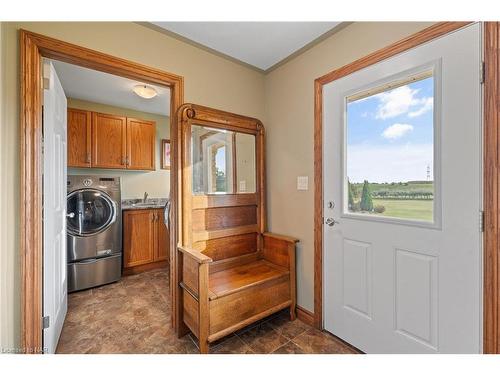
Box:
314 21 500 353
20 30 184 353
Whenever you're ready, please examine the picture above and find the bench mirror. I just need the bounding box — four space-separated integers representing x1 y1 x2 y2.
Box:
191 125 256 195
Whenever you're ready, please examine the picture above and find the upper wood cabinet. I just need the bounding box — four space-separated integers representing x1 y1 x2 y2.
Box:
67 108 156 171
67 108 91 167
127 118 156 170
92 112 127 169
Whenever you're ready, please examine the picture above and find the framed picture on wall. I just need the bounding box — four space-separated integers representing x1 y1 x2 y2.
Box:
161 139 171 170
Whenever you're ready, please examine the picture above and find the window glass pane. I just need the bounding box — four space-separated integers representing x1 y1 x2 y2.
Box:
345 74 434 222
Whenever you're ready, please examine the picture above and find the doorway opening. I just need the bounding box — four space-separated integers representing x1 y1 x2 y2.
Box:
43 58 175 353
20 30 183 353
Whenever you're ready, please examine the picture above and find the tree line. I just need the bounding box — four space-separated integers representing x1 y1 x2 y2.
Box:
348 179 433 213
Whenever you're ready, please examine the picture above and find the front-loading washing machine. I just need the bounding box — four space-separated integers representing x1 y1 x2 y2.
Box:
66 175 122 292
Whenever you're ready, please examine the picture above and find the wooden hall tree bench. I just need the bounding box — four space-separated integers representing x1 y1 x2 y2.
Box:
176 104 299 353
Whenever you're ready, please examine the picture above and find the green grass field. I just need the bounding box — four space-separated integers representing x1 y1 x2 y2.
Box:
371 199 433 221
349 181 434 221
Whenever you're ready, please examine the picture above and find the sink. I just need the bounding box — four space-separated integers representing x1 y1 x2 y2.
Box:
131 202 158 207
122 198 168 210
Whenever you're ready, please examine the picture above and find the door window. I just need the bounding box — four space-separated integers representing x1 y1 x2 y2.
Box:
345 72 435 223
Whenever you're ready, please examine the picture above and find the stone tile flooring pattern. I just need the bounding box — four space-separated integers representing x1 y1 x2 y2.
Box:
56 268 360 354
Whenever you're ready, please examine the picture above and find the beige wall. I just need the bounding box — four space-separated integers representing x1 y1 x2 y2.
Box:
0 21 435 349
0 21 265 350
67 98 170 200
0 21 20 352
264 22 435 312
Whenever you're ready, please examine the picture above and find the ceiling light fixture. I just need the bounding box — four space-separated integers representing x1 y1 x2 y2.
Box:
133 84 158 99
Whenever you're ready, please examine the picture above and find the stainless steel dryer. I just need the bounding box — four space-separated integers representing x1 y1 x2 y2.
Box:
66 175 122 292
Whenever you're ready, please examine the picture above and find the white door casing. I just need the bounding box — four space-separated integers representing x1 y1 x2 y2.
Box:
43 61 68 354
323 24 482 353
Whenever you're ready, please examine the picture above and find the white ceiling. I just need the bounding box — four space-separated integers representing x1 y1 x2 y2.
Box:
51 60 170 116
151 22 341 71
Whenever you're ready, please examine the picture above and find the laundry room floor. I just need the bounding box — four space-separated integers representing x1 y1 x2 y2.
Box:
56 268 360 354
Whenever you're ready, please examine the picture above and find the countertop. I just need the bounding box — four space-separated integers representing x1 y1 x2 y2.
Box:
121 198 168 211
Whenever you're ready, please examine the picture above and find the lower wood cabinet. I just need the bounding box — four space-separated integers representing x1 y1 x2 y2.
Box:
123 208 169 274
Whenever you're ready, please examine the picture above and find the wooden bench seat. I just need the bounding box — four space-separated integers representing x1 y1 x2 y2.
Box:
178 232 298 352
209 259 289 300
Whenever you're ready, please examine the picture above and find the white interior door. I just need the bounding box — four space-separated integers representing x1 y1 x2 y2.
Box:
43 61 68 354
323 24 482 353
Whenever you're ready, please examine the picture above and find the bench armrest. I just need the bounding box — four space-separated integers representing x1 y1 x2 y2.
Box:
261 232 299 269
263 232 299 244
178 246 213 264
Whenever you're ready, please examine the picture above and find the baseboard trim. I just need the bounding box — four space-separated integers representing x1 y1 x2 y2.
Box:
296 305 314 327
123 261 168 276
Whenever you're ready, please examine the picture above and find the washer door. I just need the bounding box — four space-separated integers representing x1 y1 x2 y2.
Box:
67 189 116 237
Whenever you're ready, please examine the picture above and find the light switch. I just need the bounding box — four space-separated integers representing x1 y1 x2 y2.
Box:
239 180 247 192
297 176 308 191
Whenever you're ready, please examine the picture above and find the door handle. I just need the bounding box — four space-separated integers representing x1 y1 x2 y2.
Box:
66 212 75 218
164 200 171 230
325 218 339 227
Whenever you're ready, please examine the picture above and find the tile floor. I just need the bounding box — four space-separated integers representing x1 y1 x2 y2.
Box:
56 268 360 354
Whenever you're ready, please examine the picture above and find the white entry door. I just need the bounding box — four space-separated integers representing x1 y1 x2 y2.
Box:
43 61 68 354
323 24 482 353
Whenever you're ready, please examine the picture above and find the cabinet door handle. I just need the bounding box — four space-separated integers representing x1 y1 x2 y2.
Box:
121 156 126 165
86 153 91 164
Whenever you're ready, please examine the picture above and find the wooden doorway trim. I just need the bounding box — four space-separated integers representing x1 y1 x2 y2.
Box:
313 21 495 340
483 22 500 354
20 30 184 353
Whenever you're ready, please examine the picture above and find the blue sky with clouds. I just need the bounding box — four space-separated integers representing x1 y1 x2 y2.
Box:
346 77 434 183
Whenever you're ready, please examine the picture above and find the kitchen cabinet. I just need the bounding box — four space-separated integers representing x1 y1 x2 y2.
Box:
123 208 169 274
67 108 156 171
67 108 92 167
92 112 127 169
155 208 170 262
126 118 156 170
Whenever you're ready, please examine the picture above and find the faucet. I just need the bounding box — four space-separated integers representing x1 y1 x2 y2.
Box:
143 192 149 203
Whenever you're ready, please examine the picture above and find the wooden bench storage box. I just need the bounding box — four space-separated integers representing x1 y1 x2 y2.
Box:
176 104 299 353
